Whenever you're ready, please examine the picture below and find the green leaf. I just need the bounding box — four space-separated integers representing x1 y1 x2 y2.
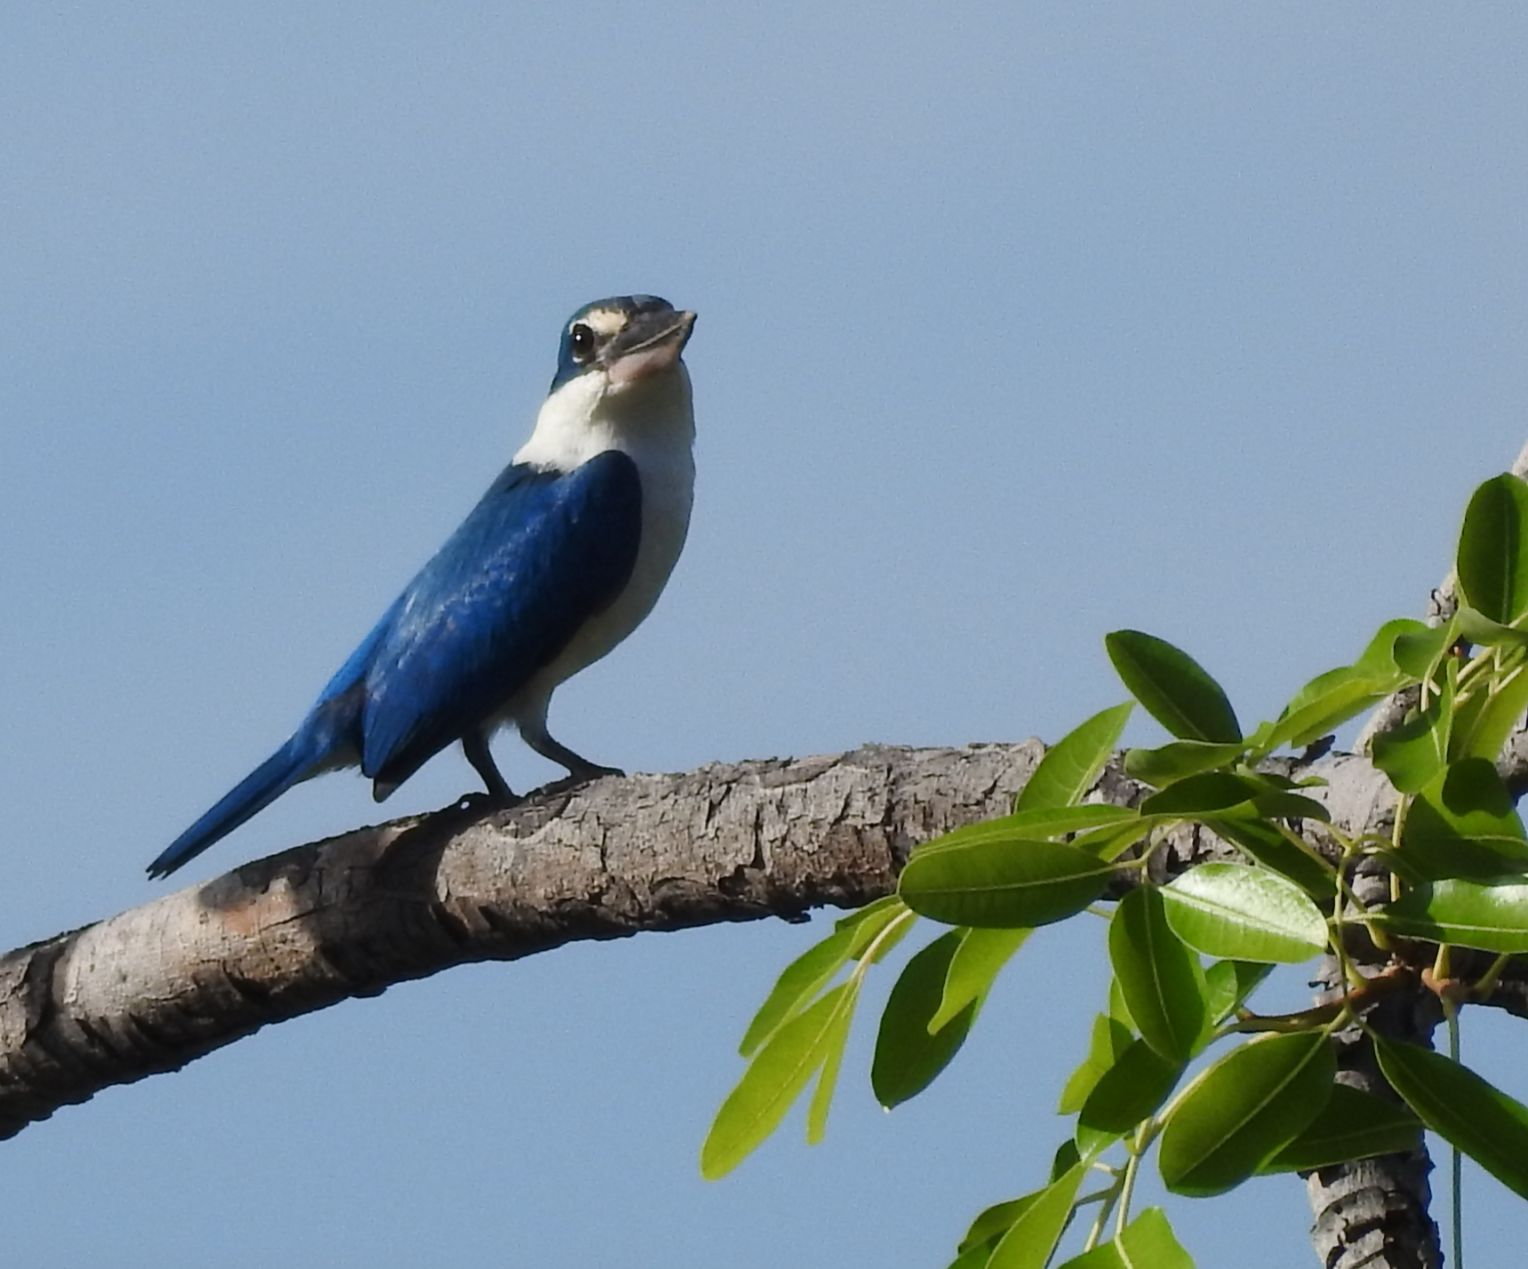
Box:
1159 1031 1336 1196
1402 758 1528 880
737 899 906 1057
836 893 904 934
987 1161 1085 1269
1261 666 1394 754
1050 1139 1082 1181
1458 659 1528 763
1457 473 1528 624
1141 771 1328 822
1375 1034 1528 1199
958 1194 1041 1255
1205 811 1336 901
805 982 857 1144
1203 960 1272 1025
1059 1013 1133 1114
1372 876 1528 952
739 924 855 1057
872 931 978 1108
702 984 853 1179
1390 618 1458 679
1372 686 1453 794
1072 816 1155 861
1003 803 1140 840
900 837 1116 928
1456 605 1528 650
1105 630 1241 743
1017 702 1133 812
1076 1038 1184 1158
1259 1084 1421 1173
1125 740 1248 787
1056 1208 1195 1268
1109 887 1207 1061
1161 863 1329 962
930 925 1031 1033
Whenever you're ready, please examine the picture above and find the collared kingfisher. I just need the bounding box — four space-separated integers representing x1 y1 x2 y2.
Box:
147 295 697 878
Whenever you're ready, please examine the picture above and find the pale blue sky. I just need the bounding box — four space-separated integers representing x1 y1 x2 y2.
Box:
4 5 1527 1265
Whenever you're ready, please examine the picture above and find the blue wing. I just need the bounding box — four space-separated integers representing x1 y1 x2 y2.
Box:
359 449 643 788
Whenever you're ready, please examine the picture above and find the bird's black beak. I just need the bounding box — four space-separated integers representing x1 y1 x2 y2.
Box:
604 309 697 387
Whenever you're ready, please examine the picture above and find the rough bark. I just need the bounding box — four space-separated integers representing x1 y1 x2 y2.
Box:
1 735 1521 1267
0 742 1043 1142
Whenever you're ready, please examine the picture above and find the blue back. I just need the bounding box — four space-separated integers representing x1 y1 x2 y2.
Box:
350 449 643 786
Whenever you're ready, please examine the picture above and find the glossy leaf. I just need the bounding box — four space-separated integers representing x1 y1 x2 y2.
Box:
1106 630 1241 743
1124 740 1247 787
1161 863 1329 962
1372 876 1528 952
1375 1035 1528 1199
1456 473 1528 624
1017 702 1133 812
1205 812 1336 902
1390 618 1458 679
1402 758 1528 880
1203 959 1272 1025
1109 887 1207 1061
805 983 857 1144
739 924 855 1057
1160 1031 1336 1196
900 837 1115 928
1056 1208 1194 1268
958 1194 1040 1255
1076 1038 1184 1157
1142 771 1328 822
1372 686 1452 794
1459 659 1528 763
702 984 852 1179
1259 1084 1421 1173
1003 803 1140 840
1456 605 1528 650
1059 1013 1134 1113
1072 816 1155 861
1261 666 1393 754
930 925 1031 1032
873 931 977 1107
987 1161 1085 1269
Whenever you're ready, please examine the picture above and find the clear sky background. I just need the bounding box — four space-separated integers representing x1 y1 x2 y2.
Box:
4 6 1527 1266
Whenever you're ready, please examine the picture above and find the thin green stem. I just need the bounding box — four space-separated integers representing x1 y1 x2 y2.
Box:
1113 1143 1143 1238
849 909 914 987
1446 1000 1464 1269
1470 951 1513 1000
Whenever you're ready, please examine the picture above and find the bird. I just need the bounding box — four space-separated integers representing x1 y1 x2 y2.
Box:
147 294 697 879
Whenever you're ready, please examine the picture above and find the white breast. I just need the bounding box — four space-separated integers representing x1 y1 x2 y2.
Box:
504 364 696 731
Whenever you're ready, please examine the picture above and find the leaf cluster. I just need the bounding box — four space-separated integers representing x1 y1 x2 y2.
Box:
704 473 1528 1265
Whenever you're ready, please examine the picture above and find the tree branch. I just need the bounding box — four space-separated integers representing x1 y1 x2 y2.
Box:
0 742 1041 1141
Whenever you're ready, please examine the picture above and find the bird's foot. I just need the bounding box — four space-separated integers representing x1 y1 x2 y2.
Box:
535 765 625 798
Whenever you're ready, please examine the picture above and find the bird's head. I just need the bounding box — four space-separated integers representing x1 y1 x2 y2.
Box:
519 294 697 471
550 295 697 396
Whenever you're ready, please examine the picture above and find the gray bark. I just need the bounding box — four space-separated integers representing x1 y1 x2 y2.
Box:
0 742 1042 1141
0 737 1519 1269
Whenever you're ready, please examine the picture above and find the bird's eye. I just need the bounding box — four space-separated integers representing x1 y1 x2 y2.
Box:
569 323 595 361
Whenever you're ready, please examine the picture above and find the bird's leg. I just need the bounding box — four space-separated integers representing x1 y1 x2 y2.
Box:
520 722 624 784
462 730 516 803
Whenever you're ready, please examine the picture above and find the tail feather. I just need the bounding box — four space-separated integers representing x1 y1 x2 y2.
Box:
147 733 324 879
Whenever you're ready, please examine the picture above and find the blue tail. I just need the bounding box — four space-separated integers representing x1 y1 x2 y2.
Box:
147 731 329 879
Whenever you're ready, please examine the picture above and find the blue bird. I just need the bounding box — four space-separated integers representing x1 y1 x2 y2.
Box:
148 295 697 879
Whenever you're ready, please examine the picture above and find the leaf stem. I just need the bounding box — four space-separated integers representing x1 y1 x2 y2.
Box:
1469 951 1513 1000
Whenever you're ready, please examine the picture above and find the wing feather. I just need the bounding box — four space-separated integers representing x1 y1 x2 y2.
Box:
359 451 642 785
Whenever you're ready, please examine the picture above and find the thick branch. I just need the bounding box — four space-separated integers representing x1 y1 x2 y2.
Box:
0 742 1041 1141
